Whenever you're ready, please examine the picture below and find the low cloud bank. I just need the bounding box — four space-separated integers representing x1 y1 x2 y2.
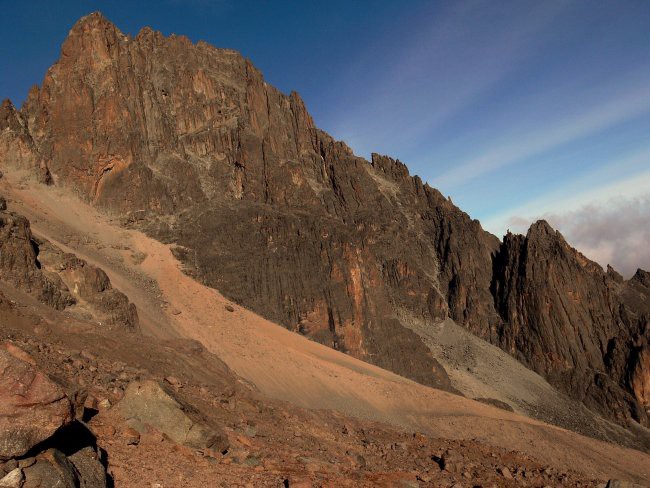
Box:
507 194 650 278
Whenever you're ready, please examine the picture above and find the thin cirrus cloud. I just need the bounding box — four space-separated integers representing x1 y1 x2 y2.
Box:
321 0 567 156
483 147 650 232
322 1 650 275
431 78 650 190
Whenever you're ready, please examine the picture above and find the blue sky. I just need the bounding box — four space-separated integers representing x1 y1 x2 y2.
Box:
1 1 649 274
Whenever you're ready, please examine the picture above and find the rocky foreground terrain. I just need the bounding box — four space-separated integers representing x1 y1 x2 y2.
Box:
1 11 650 488
0 290 619 488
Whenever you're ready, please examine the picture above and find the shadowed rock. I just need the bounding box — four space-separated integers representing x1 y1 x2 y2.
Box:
492 221 650 425
0 210 74 310
36 242 139 330
68 446 108 488
22 449 78 488
0 201 138 330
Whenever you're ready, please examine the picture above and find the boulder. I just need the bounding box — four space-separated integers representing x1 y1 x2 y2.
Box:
68 446 107 488
0 345 73 459
113 380 228 451
22 449 77 488
0 468 23 488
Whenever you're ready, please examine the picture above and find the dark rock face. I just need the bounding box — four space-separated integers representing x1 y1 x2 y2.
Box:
491 221 650 425
0 210 74 310
1 12 648 427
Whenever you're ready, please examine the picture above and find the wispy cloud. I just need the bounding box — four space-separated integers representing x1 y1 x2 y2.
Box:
432 78 650 189
323 0 567 155
482 150 650 277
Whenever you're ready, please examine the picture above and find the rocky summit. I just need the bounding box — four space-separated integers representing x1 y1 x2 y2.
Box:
1 11 649 488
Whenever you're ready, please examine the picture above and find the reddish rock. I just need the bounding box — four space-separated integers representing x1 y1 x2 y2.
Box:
630 347 650 413
0 344 73 459
0 100 42 176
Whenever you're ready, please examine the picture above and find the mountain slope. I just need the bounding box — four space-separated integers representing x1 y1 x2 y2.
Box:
1 169 650 485
0 12 648 433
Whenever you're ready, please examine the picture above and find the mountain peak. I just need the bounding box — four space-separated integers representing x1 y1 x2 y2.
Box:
631 268 650 288
526 219 564 242
63 11 125 54
528 219 554 234
69 11 118 33
0 98 16 116
0 98 23 132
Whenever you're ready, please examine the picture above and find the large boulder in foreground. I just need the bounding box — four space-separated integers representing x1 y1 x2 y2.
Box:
112 380 228 451
0 344 73 459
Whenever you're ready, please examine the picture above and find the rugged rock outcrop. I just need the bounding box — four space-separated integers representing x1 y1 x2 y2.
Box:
0 209 73 310
1 12 648 429
36 241 139 330
492 221 650 425
0 198 138 330
0 100 51 184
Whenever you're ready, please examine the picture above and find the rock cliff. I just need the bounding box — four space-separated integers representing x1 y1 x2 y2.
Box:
1 12 648 428
492 221 649 425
